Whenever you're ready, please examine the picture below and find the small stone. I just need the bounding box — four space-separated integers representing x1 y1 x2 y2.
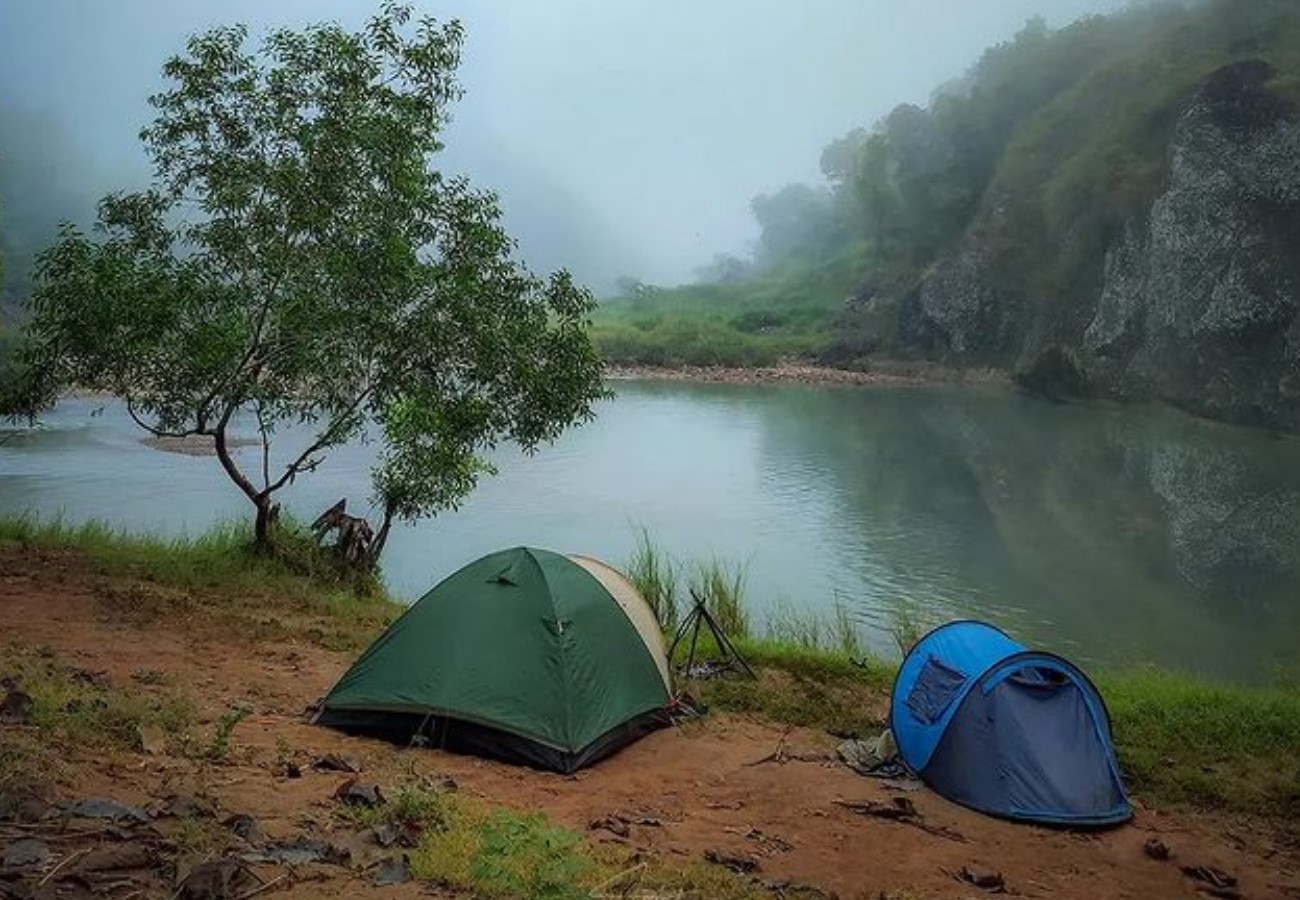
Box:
332 778 384 808
1143 837 1172 861
2 838 51 868
0 689 33 725
373 855 412 886
223 813 264 843
67 798 151 823
956 866 1006 892
312 753 362 774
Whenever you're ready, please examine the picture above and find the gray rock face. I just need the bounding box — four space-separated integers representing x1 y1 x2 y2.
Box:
919 245 988 355
909 59 1300 431
1082 60 1300 429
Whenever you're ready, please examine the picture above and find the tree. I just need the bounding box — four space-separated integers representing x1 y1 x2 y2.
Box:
750 183 836 269
692 253 751 285
818 128 867 187
6 3 606 564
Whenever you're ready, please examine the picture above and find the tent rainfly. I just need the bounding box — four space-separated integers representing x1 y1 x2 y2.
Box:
314 547 673 773
891 620 1131 826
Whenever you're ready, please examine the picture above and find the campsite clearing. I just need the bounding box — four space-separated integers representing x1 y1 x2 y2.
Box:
1 540 1298 898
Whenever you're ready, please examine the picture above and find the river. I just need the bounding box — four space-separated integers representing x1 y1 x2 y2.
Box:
3 380 1299 683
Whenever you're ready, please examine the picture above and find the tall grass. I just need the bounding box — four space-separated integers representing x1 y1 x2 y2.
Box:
765 597 863 657
689 558 751 640
630 528 870 652
888 598 925 656
626 525 679 631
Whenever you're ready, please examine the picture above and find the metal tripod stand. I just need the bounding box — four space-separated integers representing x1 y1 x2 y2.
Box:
668 588 755 679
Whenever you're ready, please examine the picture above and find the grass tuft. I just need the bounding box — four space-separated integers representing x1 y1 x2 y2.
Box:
764 598 864 658
626 525 679 631
339 778 773 899
689 558 751 640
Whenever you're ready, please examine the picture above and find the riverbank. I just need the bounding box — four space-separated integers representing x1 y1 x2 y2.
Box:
2 521 1298 898
605 358 1011 388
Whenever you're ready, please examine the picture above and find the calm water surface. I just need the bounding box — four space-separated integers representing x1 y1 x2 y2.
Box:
3 381 1298 683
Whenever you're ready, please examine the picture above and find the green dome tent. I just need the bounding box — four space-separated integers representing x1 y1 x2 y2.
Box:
314 547 673 772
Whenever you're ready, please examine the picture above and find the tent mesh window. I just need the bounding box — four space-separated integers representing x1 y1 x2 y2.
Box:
905 656 967 724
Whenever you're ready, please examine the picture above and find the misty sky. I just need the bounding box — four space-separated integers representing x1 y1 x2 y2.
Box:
0 0 1129 291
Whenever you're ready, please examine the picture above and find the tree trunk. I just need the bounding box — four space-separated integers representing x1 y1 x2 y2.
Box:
311 498 375 570
253 499 279 552
367 504 396 569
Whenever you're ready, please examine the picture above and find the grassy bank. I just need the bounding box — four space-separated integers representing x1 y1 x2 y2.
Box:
3 516 1299 830
626 532 1300 827
0 516 400 651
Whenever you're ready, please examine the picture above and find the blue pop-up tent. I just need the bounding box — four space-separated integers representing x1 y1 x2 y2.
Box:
890 621 1131 826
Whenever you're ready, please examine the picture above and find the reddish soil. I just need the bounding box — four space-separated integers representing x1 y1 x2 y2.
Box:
2 546 1297 899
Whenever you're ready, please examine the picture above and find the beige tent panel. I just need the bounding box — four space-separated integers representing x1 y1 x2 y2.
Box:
569 555 672 693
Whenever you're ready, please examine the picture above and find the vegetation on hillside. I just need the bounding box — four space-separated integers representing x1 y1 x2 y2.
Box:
591 253 857 368
598 0 1300 370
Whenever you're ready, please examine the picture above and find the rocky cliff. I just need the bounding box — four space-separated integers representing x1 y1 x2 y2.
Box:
913 60 1300 431
1082 60 1300 428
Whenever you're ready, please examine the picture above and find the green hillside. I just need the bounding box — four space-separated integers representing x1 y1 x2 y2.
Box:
596 0 1300 381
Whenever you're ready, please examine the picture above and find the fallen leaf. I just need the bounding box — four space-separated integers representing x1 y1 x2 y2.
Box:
74 844 155 872
589 817 630 838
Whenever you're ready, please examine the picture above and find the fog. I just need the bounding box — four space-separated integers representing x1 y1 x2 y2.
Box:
0 0 1128 294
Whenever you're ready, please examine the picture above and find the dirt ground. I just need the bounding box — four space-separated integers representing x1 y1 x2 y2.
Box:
2 546 1297 899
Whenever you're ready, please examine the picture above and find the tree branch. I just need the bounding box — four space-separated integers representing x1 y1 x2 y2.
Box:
213 402 260 504
255 399 272 492
368 500 396 567
125 397 199 439
260 386 374 499
196 177 293 429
